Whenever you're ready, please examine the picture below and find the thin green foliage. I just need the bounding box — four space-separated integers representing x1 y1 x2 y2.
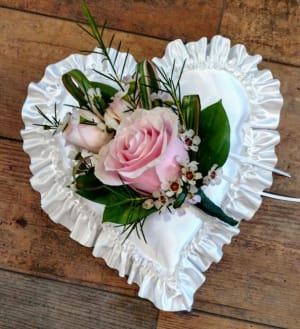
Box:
78 2 130 92
153 59 187 126
32 104 61 133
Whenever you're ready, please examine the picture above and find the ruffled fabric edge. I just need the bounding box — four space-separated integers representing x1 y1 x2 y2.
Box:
92 212 239 311
21 36 282 311
153 36 282 222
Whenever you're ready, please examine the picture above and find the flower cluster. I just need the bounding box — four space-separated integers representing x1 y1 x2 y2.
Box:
142 158 223 212
34 3 237 240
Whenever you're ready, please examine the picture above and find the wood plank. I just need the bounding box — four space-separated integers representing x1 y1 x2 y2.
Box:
157 311 277 329
0 269 158 329
220 0 300 66
0 0 224 41
0 214 139 296
0 140 139 296
193 203 300 329
0 7 167 140
262 61 300 196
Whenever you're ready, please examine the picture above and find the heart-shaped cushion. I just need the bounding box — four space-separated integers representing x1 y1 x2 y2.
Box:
21 36 282 311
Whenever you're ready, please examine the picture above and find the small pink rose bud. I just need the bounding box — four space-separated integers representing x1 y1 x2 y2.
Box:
63 109 112 154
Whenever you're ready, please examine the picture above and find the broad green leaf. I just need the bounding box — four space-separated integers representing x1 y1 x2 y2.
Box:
75 169 102 190
90 81 118 103
62 71 87 108
62 69 118 115
196 189 238 226
76 178 128 206
196 100 230 176
76 170 156 225
103 199 156 225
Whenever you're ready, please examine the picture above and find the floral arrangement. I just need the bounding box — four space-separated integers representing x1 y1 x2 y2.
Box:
35 3 238 240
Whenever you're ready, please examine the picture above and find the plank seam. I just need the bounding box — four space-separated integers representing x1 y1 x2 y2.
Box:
0 5 172 43
0 267 139 300
0 135 21 143
217 0 227 35
190 308 286 329
1 5 300 69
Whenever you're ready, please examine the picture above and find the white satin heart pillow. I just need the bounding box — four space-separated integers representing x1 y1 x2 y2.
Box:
21 36 282 311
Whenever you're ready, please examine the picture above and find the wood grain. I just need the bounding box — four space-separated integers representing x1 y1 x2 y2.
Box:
0 7 166 140
264 61 300 196
221 0 300 66
0 269 157 329
1 4 300 329
157 311 277 329
0 0 224 41
193 203 300 328
0 140 139 296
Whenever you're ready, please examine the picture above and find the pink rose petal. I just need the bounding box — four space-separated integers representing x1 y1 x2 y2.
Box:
94 107 188 194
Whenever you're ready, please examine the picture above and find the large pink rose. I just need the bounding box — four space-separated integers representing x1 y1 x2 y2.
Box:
94 107 188 194
63 109 112 154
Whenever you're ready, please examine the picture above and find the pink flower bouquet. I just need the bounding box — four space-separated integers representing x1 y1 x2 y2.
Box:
34 3 238 240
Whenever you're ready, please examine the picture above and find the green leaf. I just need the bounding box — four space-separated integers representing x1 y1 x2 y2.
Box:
76 180 125 206
196 100 230 176
137 61 160 109
75 170 156 225
182 95 201 135
196 188 238 226
62 69 118 114
90 81 118 103
173 192 187 208
62 71 87 108
103 199 156 225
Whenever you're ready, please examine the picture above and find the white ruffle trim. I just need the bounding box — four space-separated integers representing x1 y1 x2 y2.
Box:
153 36 282 221
21 36 282 311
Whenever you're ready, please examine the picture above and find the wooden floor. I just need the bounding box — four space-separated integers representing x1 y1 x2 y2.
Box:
0 1 299 328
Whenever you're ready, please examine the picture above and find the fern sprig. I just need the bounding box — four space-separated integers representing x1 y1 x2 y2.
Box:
154 59 187 126
32 105 61 133
78 2 130 92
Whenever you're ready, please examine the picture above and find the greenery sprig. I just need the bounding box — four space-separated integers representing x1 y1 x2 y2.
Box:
154 59 187 127
33 104 61 133
78 2 130 92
